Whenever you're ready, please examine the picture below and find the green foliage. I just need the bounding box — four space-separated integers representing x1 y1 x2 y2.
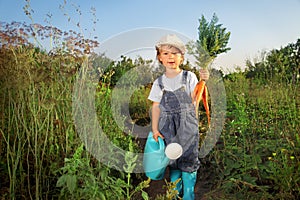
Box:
56 144 129 200
0 44 82 199
0 39 149 200
0 2 152 200
208 77 300 199
129 86 152 125
245 38 300 84
187 13 231 68
95 81 140 151
155 179 181 200
56 137 150 200
99 56 135 86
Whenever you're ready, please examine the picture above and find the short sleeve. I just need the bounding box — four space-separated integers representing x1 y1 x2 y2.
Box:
188 71 199 93
148 79 163 103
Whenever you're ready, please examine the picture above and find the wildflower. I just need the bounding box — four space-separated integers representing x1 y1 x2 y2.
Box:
272 153 276 157
268 157 272 160
290 156 295 160
281 149 287 153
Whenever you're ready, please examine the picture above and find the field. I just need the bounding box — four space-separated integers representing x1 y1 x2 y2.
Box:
0 22 299 200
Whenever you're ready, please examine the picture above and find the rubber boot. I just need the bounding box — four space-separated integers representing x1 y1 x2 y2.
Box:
169 169 182 197
182 171 197 200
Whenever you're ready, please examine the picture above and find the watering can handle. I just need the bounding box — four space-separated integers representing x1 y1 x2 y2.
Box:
149 131 165 150
157 136 165 149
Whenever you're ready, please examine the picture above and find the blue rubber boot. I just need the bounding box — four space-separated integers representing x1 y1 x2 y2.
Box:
182 171 197 200
169 169 182 197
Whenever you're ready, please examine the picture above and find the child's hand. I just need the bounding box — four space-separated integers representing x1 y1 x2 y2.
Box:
153 132 164 142
200 69 209 81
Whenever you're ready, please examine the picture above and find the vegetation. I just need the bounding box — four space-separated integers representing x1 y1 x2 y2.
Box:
187 13 231 69
0 5 299 200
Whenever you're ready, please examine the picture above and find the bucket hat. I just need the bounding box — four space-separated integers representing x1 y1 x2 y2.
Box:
155 34 186 54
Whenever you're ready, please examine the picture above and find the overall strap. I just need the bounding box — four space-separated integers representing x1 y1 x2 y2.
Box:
158 75 164 91
182 70 188 85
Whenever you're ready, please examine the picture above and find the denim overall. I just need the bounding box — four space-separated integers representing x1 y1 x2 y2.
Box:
158 71 199 199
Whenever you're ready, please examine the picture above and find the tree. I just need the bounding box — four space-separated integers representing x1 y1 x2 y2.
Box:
245 38 300 84
187 13 231 68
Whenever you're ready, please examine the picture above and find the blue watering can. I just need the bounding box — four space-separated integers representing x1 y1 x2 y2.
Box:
143 132 169 180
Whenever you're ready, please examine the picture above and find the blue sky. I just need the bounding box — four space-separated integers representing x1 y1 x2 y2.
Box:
1 0 300 72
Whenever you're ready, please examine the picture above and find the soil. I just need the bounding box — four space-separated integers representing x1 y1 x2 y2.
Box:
142 164 215 200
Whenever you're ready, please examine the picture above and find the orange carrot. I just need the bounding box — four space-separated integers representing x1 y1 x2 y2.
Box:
202 84 210 125
193 80 210 125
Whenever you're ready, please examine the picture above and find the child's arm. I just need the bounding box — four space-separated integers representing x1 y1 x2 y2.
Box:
151 102 164 142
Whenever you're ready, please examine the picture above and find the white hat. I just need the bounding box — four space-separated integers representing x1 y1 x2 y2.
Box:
155 34 186 54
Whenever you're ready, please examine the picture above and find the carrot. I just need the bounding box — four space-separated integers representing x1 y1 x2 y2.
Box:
193 80 210 125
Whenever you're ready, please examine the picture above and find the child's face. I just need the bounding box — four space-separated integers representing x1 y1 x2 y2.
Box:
157 45 184 69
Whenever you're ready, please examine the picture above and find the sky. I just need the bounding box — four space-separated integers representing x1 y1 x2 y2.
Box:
1 0 300 72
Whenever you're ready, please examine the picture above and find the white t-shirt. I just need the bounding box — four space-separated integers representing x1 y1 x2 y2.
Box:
148 70 198 103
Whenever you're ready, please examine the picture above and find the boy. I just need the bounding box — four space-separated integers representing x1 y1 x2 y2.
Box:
148 34 209 199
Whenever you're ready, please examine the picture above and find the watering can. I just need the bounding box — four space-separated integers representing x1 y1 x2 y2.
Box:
143 131 169 180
